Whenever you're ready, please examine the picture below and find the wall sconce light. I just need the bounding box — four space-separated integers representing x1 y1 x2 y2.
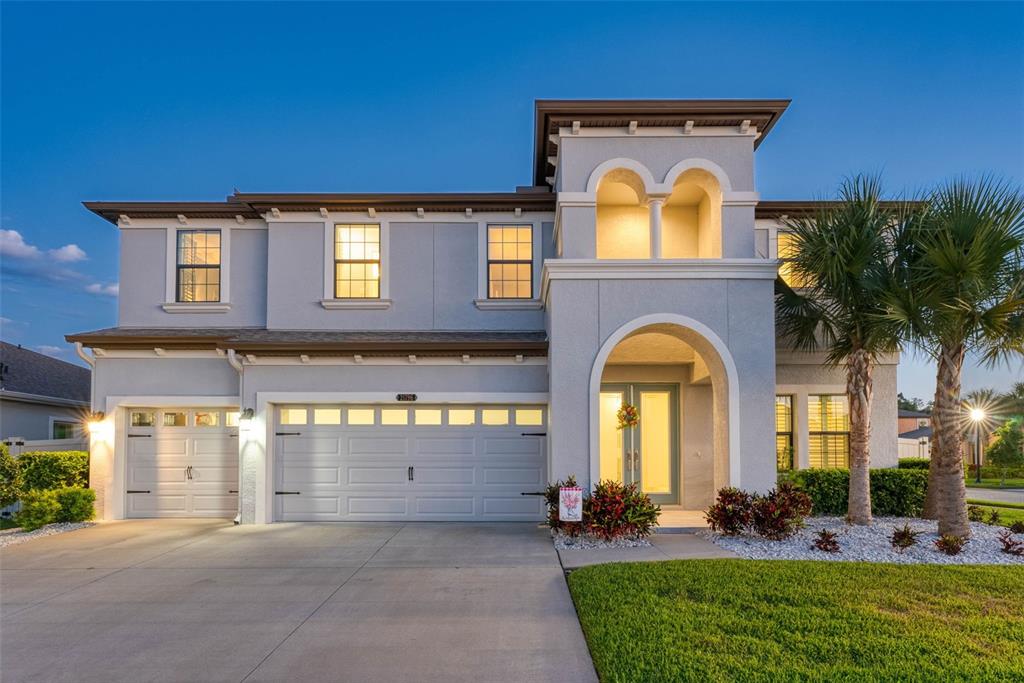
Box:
239 408 255 421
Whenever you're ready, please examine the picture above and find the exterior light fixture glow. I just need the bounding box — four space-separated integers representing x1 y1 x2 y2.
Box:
969 407 985 422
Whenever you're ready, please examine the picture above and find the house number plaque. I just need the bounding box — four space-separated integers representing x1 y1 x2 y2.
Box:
396 393 417 402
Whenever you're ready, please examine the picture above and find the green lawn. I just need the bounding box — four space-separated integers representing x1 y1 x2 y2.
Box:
965 478 1024 490
968 500 1024 528
567 560 1024 682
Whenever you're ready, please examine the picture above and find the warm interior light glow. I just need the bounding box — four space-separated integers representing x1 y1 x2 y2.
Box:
88 418 114 442
969 407 986 422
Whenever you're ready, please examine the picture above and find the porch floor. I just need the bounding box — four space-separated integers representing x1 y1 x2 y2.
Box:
658 507 708 531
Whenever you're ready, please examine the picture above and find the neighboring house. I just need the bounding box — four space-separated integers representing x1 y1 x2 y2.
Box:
0 341 90 442
897 409 931 459
68 99 898 524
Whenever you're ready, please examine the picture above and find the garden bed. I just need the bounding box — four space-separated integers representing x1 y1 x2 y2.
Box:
702 516 1024 565
0 521 94 548
551 529 652 550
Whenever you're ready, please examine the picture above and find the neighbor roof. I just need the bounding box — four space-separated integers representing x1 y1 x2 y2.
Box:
0 341 90 404
899 426 932 440
532 99 791 186
65 328 548 357
898 409 931 418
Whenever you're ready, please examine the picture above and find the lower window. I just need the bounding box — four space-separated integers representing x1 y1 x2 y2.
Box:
51 421 78 439
808 394 850 468
775 395 794 470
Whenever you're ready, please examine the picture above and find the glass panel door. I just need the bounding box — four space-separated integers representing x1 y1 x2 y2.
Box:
599 387 627 484
599 383 678 504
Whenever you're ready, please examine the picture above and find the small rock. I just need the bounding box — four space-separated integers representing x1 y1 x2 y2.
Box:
0 522 95 549
551 529 653 550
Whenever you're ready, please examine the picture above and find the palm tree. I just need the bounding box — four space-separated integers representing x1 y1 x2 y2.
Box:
775 175 905 525
888 177 1024 537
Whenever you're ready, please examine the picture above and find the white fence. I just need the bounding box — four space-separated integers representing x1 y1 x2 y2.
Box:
898 437 930 460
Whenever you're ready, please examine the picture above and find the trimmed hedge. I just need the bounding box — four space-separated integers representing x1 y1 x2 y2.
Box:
55 487 95 523
968 464 1024 479
898 457 930 470
15 490 61 531
0 442 22 508
18 451 88 491
783 468 928 517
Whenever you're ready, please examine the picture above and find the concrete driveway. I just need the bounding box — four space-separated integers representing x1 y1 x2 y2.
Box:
1 520 597 683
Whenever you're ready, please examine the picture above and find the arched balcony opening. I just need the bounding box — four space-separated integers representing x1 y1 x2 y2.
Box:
595 169 650 259
662 169 723 259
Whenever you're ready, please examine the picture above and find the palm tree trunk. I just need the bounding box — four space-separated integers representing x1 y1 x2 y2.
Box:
846 348 873 525
929 343 970 537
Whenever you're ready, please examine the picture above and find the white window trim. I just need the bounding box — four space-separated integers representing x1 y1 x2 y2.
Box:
475 221 544 309
163 226 231 312
321 219 392 309
48 416 80 440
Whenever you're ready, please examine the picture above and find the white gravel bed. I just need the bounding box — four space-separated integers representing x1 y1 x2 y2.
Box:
552 530 652 550
701 517 1024 565
0 522 95 548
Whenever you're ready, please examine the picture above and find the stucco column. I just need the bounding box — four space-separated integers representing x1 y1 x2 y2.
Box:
648 197 665 259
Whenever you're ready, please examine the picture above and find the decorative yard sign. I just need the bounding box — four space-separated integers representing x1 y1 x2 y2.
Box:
559 486 583 522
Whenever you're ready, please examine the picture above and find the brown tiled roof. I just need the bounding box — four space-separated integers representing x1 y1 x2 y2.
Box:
66 328 548 357
0 341 90 403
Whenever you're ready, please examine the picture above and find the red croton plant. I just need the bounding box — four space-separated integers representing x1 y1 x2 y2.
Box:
545 478 660 540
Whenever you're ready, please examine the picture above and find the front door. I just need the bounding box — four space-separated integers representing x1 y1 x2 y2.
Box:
598 384 678 505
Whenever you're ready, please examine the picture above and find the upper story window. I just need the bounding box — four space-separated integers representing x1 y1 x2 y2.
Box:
335 224 381 299
487 225 533 299
777 232 811 288
176 230 221 302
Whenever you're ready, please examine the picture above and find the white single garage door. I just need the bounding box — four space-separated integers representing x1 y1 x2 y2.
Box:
125 408 239 518
274 404 547 521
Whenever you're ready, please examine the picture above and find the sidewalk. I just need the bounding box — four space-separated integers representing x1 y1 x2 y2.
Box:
966 487 1024 505
557 533 737 570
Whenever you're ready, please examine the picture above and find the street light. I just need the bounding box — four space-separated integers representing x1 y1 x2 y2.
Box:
970 407 986 484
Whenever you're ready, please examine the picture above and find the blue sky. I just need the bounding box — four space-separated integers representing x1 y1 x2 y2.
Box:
1 1 1022 400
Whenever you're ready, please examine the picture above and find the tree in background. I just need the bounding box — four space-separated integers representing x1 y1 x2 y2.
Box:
898 392 931 413
986 417 1024 486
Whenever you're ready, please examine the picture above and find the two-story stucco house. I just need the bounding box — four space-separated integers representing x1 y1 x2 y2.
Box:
68 99 898 524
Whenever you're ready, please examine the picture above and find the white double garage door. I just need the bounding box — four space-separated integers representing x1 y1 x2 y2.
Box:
275 404 547 522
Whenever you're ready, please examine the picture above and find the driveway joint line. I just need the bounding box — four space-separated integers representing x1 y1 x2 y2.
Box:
238 522 407 683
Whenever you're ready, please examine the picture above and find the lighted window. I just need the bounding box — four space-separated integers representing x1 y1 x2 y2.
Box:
775 396 794 471
482 409 509 426
314 408 342 425
280 408 308 425
487 225 532 299
225 411 240 427
176 230 221 302
381 408 408 426
448 409 476 425
335 224 381 298
52 421 78 439
131 411 156 427
415 409 442 426
808 394 850 468
777 232 811 288
194 411 219 427
163 412 187 427
347 408 375 425
515 409 543 426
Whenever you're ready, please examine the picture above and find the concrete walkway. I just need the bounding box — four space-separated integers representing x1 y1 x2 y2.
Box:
557 533 737 569
966 487 1024 505
1 519 596 683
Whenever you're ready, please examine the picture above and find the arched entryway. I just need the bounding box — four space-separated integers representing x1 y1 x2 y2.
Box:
588 314 740 510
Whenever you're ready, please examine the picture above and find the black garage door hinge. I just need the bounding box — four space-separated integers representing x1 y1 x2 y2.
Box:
520 432 546 437
126 490 151 494
275 491 301 495
275 431 301 436
127 434 152 438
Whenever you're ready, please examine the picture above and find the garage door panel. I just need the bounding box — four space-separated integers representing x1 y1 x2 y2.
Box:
348 437 408 456
347 466 408 485
131 466 188 485
131 438 188 457
347 497 408 515
482 496 544 517
284 466 341 485
190 467 237 485
190 495 237 515
414 438 475 456
128 494 188 515
482 437 542 456
411 466 475 485
280 437 341 456
415 497 475 515
483 467 544 486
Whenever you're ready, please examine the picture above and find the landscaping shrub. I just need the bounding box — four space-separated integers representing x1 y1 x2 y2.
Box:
586 480 660 540
18 451 89 491
705 487 753 536
897 457 930 470
786 468 927 517
987 509 1002 526
0 442 22 508
54 487 95 523
15 490 61 531
967 505 985 522
890 524 921 553
750 483 812 540
997 530 1024 556
1010 521 1024 534
545 477 660 540
967 464 1024 479
934 535 966 556
812 529 840 553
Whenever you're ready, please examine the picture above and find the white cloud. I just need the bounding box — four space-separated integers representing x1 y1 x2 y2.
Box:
49 244 87 262
86 282 119 296
35 345 65 357
0 229 41 259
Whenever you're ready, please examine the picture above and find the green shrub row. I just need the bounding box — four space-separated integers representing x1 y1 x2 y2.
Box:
15 488 95 531
781 468 928 517
0 448 90 508
897 457 930 470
